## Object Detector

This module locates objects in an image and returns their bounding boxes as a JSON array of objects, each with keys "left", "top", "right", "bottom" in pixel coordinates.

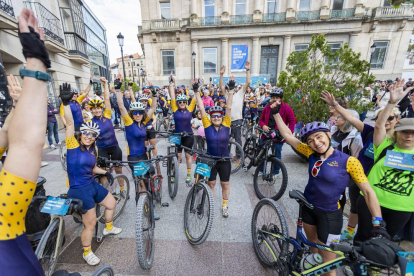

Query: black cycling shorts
[
  {"left": 177, "top": 135, "right": 194, "bottom": 153},
  {"left": 146, "top": 127, "right": 156, "bottom": 141},
  {"left": 98, "top": 145, "right": 123, "bottom": 167},
  {"left": 302, "top": 206, "right": 343, "bottom": 244},
  {"left": 162, "top": 108, "right": 168, "bottom": 117},
  {"left": 209, "top": 160, "right": 231, "bottom": 182}
]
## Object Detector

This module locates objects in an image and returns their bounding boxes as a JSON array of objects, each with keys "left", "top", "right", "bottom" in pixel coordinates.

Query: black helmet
[{"left": 270, "top": 88, "right": 284, "bottom": 98}]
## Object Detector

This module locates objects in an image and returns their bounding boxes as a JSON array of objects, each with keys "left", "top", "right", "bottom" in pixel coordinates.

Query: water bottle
[{"left": 300, "top": 253, "right": 323, "bottom": 270}]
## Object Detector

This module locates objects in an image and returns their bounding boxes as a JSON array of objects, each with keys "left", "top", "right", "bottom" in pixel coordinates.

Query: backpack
[{"left": 361, "top": 238, "right": 403, "bottom": 267}]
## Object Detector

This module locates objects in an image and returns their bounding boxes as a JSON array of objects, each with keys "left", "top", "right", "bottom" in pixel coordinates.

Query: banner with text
[
  {"left": 212, "top": 76, "right": 269, "bottom": 87},
  {"left": 231, "top": 45, "right": 248, "bottom": 71}
]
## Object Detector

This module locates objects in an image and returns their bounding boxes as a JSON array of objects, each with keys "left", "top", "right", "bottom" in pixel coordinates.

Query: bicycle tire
[
  {"left": 135, "top": 193, "right": 154, "bottom": 270},
  {"left": 153, "top": 162, "right": 162, "bottom": 203},
  {"left": 183, "top": 180, "right": 214, "bottom": 245},
  {"left": 244, "top": 126, "right": 254, "bottom": 139},
  {"left": 35, "top": 217, "right": 64, "bottom": 276},
  {"left": 59, "top": 140, "right": 67, "bottom": 171},
  {"left": 253, "top": 157, "right": 288, "bottom": 201},
  {"left": 167, "top": 156, "right": 179, "bottom": 199},
  {"left": 243, "top": 138, "right": 256, "bottom": 170},
  {"left": 98, "top": 174, "right": 130, "bottom": 224},
  {"left": 251, "top": 198, "right": 289, "bottom": 272},
  {"left": 91, "top": 265, "right": 115, "bottom": 276},
  {"left": 228, "top": 140, "right": 244, "bottom": 174}
]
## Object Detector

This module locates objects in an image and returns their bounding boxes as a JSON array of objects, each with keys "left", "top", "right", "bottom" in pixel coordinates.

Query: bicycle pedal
[
  {"left": 96, "top": 235, "right": 103, "bottom": 243},
  {"left": 243, "top": 166, "right": 248, "bottom": 172},
  {"left": 161, "top": 203, "right": 169, "bottom": 207}
]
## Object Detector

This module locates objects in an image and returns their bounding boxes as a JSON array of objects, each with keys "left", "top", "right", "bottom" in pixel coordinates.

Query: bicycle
[
  {"left": 228, "top": 124, "right": 245, "bottom": 174},
  {"left": 243, "top": 114, "right": 260, "bottom": 140},
  {"left": 251, "top": 189, "right": 398, "bottom": 275},
  {"left": 243, "top": 127, "right": 288, "bottom": 200},
  {"left": 181, "top": 145, "right": 232, "bottom": 245},
  {"left": 59, "top": 140, "right": 67, "bottom": 171},
  {"left": 51, "top": 265, "right": 114, "bottom": 276}
]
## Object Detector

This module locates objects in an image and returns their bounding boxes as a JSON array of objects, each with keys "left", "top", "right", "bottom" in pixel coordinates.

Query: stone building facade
[
  {"left": 116, "top": 53, "right": 147, "bottom": 86},
  {"left": 138, "top": 0, "right": 414, "bottom": 86}
]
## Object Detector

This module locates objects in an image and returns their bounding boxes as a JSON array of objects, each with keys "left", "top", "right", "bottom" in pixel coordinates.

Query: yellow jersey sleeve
[
  {"left": 66, "top": 135, "right": 79, "bottom": 149},
  {"left": 347, "top": 156, "right": 368, "bottom": 185},
  {"left": 77, "top": 94, "right": 85, "bottom": 104},
  {"left": 223, "top": 115, "right": 231, "bottom": 128},
  {"left": 148, "top": 98, "right": 152, "bottom": 106},
  {"left": 59, "top": 103, "right": 64, "bottom": 116},
  {"left": 143, "top": 116, "right": 151, "bottom": 125},
  {"left": 103, "top": 109, "right": 111, "bottom": 119},
  {"left": 187, "top": 98, "right": 196, "bottom": 113},
  {"left": 0, "top": 146, "right": 7, "bottom": 156},
  {"left": 171, "top": 99, "right": 178, "bottom": 112},
  {"left": 296, "top": 143, "right": 314, "bottom": 158},
  {"left": 0, "top": 169, "right": 36, "bottom": 240},
  {"left": 202, "top": 114, "right": 212, "bottom": 129},
  {"left": 123, "top": 115, "right": 134, "bottom": 127}
]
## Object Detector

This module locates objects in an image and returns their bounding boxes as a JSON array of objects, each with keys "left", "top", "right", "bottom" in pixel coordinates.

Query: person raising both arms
[{"left": 137, "top": 86, "right": 158, "bottom": 157}]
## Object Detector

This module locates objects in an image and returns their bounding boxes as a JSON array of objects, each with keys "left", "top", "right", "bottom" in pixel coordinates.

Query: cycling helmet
[
  {"left": 130, "top": 102, "right": 145, "bottom": 111},
  {"left": 80, "top": 121, "right": 100, "bottom": 136},
  {"left": 188, "top": 90, "right": 195, "bottom": 96},
  {"left": 300, "top": 121, "right": 330, "bottom": 143},
  {"left": 176, "top": 94, "right": 188, "bottom": 101},
  {"left": 210, "top": 106, "right": 224, "bottom": 114},
  {"left": 71, "top": 87, "right": 79, "bottom": 94},
  {"left": 143, "top": 89, "right": 150, "bottom": 94},
  {"left": 205, "top": 106, "right": 211, "bottom": 112},
  {"left": 138, "top": 95, "right": 149, "bottom": 102},
  {"left": 248, "top": 98, "right": 256, "bottom": 103},
  {"left": 218, "top": 98, "right": 226, "bottom": 103},
  {"left": 88, "top": 99, "right": 103, "bottom": 108},
  {"left": 270, "top": 88, "right": 284, "bottom": 98}
]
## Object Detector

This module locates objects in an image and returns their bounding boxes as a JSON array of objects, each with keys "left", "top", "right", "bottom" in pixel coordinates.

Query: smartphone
[{"left": 169, "top": 75, "right": 173, "bottom": 83}]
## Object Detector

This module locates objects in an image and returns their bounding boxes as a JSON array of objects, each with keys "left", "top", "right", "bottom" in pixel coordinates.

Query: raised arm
[
  {"left": 225, "top": 76, "right": 236, "bottom": 118},
  {"left": 101, "top": 76, "right": 110, "bottom": 110},
  {"left": 130, "top": 87, "right": 136, "bottom": 103},
  {"left": 1, "top": 75, "right": 21, "bottom": 151},
  {"left": 274, "top": 111, "right": 300, "bottom": 149},
  {"left": 209, "top": 77, "right": 213, "bottom": 95},
  {"left": 146, "top": 85, "right": 158, "bottom": 118},
  {"left": 219, "top": 65, "right": 226, "bottom": 96},
  {"left": 116, "top": 91, "right": 128, "bottom": 118},
  {"left": 193, "top": 81, "right": 206, "bottom": 118},
  {"left": 81, "top": 78, "right": 92, "bottom": 98},
  {"left": 168, "top": 73, "right": 176, "bottom": 100},
  {"left": 243, "top": 61, "right": 250, "bottom": 92},
  {"left": 60, "top": 83, "right": 75, "bottom": 138},
  {"left": 321, "top": 90, "right": 364, "bottom": 132}
]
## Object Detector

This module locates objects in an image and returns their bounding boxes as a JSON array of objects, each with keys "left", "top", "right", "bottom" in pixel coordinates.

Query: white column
[
  {"left": 252, "top": 37, "right": 261, "bottom": 75},
  {"left": 254, "top": 0, "right": 264, "bottom": 13},
  {"left": 221, "top": 38, "right": 229, "bottom": 70},
  {"left": 191, "top": 0, "right": 197, "bottom": 17},
  {"left": 222, "top": 0, "right": 229, "bottom": 15},
  {"left": 321, "top": 0, "right": 329, "bottom": 8},
  {"left": 287, "top": 0, "right": 296, "bottom": 11},
  {"left": 281, "top": 35, "right": 292, "bottom": 71},
  {"left": 192, "top": 40, "right": 199, "bottom": 78}
]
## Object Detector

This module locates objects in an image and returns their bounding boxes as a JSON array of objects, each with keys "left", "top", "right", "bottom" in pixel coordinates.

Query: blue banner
[
  {"left": 231, "top": 45, "right": 248, "bottom": 71},
  {"left": 41, "top": 197, "right": 71, "bottom": 216},
  {"left": 212, "top": 76, "right": 269, "bottom": 87},
  {"left": 133, "top": 162, "right": 150, "bottom": 176},
  {"left": 169, "top": 134, "right": 181, "bottom": 145},
  {"left": 195, "top": 163, "right": 211, "bottom": 178},
  {"left": 384, "top": 150, "right": 414, "bottom": 172}
]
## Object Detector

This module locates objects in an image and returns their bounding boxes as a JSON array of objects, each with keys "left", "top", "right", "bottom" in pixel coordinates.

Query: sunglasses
[
  {"left": 81, "top": 131, "right": 98, "bottom": 138},
  {"left": 311, "top": 160, "right": 323, "bottom": 178},
  {"left": 211, "top": 114, "right": 223, "bottom": 119},
  {"left": 133, "top": 110, "right": 145, "bottom": 116},
  {"left": 374, "top": 116, "right": 395, "bottom": 121},
  {"left": 177, "top": 101, "right": 187, "bottom": 104}
]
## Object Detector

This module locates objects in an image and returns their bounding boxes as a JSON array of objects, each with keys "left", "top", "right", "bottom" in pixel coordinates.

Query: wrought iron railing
[
  {"left": 198, "top": 16, "right": 221, "bottom": 26},
  {"left": 64, "top": 33, "right": 88, "bottom": 59},
  {"left": 330, "top": 8, "right": 355, "bottom": 19},
  {"left": 296, "top": 10, "right": 320, "bottom": 20},
  {"left": 262, "top": 13, "right": 286, "bottom": 22},
  {"left": 24, "top": 2, "right": 65, "bottom": 45},
  {"left": 0, "top": 0, "right": 15, "bottom": 18},
  {"left": 229, "top": 14, "right": 253, "bottom": 24}
]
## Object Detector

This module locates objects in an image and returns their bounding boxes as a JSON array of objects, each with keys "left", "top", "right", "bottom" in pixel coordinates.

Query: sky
[{"left": 84, "top": 0, "right": 143, "bottom": 65}]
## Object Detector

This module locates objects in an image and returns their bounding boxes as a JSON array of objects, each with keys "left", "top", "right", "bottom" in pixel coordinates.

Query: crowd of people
[{"left": 1, "top": 8, "right": 414, "bottom": 276}]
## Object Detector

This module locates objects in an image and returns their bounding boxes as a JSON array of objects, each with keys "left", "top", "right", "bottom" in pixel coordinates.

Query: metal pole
[
  {"left": 120, "top": 46, "right": 127, "bottom": 89},
  {"left": 137, "top": 66, "right": 140, "bottom": 86},
  {"left": 193, "top": 59, "right": 195, "bottom": 80}
]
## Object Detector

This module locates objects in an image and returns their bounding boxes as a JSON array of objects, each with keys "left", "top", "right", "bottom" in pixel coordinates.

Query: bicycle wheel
[
  {"left": 167, "top": 156, "right": 179, "bottom": 199},
  {"left": 253, "top": 157, "right": 288, "bottom": 201},
  {"left": 59, "top": 140, "right": 67, "bottom": 171},
  {"left": 183, "top": 180, "right": 214, "bottom": 245},
  {"left": 98, "top": 174, "right": 130, "bottom": 224},
  {"left": 35, "top": 217, "right": 64, "bottom": 276},
  {"left": 228, "top": 140, "right": 244, "bottom": 174},
  {"left": 153, "top": 163, "right": 162, "bottom": 203},
  {"left": 135, "top": 193, "right": 154, "bottom": 270},
  {"left": 244, "top": 126, "right": 253, "bottom": 139},
  {"left": 243, "top": 138, "right": 256, "bottom": 170},
  {"left": 251, "top": 198, "right": 289, "bottom": 273},
  {"left": 91, "top": 265, "right": 115, "bottom": 276}
]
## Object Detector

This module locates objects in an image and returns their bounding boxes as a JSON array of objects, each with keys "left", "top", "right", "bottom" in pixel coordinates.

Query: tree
[
  {"left": 277, "top": 35, "right": 375, "bottom": 124},
  {"left": 120, "top": 78, "right": 140, "bottom": 93}
]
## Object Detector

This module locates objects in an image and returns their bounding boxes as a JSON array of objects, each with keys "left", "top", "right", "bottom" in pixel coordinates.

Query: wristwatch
[{"left": 19, "top": 66, "right": 50, "bottom": 82}]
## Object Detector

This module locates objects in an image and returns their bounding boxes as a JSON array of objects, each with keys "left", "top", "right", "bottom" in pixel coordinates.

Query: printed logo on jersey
[
  {"left": 374, "top": 169, "right": 413, "bottom": 196},
  {"left": 327, "top": 161, "right": 339, "bottom": 167}
]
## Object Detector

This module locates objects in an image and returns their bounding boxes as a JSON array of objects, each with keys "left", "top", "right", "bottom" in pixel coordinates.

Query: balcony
[
  {"left": 330, "top": 8, "right": 355, "bottom": 19},
  {"left": 24, "top": 2, "right": 66, "bottom": 53},
  {"left": 229, "top": 14, "right": 253, "bottom": 24},
  {"left": 64, "top": 33, "right": 89, "bottom": 64},
  {"left": 372, "top": 5, "right": 413, "bottom": 19},
  {"left": 0, "top": 0, "right": 17, "bottom": 30},
  {"left": 296, "top": 10, "right": 320, "bottom": 21},
  {"left": 199, "top": 16, "right": 221, "bottom": 26},
  {"left": 262, "top": 13, "right": 286, "bottom": 22}
]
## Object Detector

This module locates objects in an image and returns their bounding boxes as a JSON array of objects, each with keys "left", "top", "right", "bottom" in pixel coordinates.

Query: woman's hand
[
  {"left": 100, "top": 77, "right": 107, "bottom": 83},
  {"left": 192, "top": 78, "right": 200, "bottom": 92},
  {"left": 320, "top": 90, "right": 336, "bottom": 106},
  {"left": 244, "top": 61, "right": 250, "bottom": 70},
  {"left": 7, "top": 74, "right": 22, "bottom": 102},
  {"left": 220, "top": 65, "right": 226, "bottom": 75},
  {"left": 389, "top": 78, "right": 411, "bottom": 103}
]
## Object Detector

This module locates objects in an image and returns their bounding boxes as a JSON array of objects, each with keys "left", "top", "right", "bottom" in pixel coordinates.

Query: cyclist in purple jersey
[
  {"left": 138, "top": 90, "right": 158, "bottom": 157},
  {"left": 194, "top": 76, "right": 235, "bottom": 218}
]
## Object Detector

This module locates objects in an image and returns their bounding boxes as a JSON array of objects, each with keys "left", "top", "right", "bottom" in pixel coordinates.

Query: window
[
  {"left": 204, "top": 0, "right": 215, "bottom": 17},
  {"left": 134, "top": 70, "right": 137, "bottom": 76},
  {"left": 47, "top": 73, "right": 58, "bottom": 106},
  {"left": 267, "top": 0, "right": 278, "bottom": 13},
  {"left": 129, "top": 70, "right": 131, "bottom": 77},
  {"left": 133, "top": 62, "right": 135, "bottom": 66},
  {"left": 294, "top": 44, "right": 309, "bottom": 52},
  {"left": 325, "top": 43, "right": 341, "bottom": 65},
  {"left": 128, "top": 62, "right": 130, "bottom": 66},
  {"left": 235, "top": 0, "right": 246, "bottom": 15},
  {"left": 141, "top": 61, "right": 143, "bottom": 65},
  {"left": 332, "top": 0, "right": 344, "bottom": 10},
  {"left": 383, "top": 0, "right": 391, "bottom": 6},
  {"left": 114, "top": 74, "right": 116, "bottom": 80},
  {"left": 203, "top": 48, "right": 217, "bottom": 74},
  {"left": 371, "top": 41, "right": 389, "bottom": 69},
  {"left": 75, "top": 77, "right": 81, "bottom": 92},
  {"left": 299, "top": 0, "right": 311, "bottom": 11},
  {"left": 161, "top": 50, "right": 175, "bottom": 75},
  {"left": 160, "top": 1, "right": 171, "bottom": 19}
]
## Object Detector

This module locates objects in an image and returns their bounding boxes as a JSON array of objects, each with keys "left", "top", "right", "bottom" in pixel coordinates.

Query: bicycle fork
[{"left": 190, "top": 182, "right": 207, "bottom": 216}]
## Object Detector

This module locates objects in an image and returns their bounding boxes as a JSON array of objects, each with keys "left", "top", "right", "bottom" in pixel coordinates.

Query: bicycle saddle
[
  {"left": 51, "top": 270, "right": 81, "bottom": 276},
  {"left": 37, "top": 176, "right": 46, "bottom": 186},
  {"left": 289, "top": 190, "right": 314, "bottom": 209}
]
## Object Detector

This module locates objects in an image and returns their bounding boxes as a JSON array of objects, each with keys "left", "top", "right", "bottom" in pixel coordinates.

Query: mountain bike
[
  {"left": 155, "top": 108, "right": 169, "bottom": 132},
  {"left": 243, "top": 114, "right": 259, "bottom": 139},
  {"left": 251, "top": 189, "right": 398, "bottom": 275},
  {"left": 243, "top": 127, "right": 288, "bottom": 200},
  {"left": 228, "top": 124, "right": 245, "bottom": 174},
  {"left": 181, "top": 145, "right": 232, "bottom": 245}
]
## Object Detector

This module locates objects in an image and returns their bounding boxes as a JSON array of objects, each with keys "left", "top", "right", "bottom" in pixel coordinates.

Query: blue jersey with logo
[
  {"left": 124, "top": 115, "right": 150, "bottom": 156},
  {"left": 202, "top": 114, "right": 231, "bottom": 158},
  {"left": 91, "top": 109, "right": 118, "bottom": 149},
  {"left": 358, "top": 124, "right": 375, "bottom": 175},
  {"left": 60, "top": 94, "right": 85, "bottom": 126},
  {"left": 171, "top": 99, "right": 196, "bottom": 134},
  {"left": 66, "top": 136, "right": 96, "bottom": 188}
]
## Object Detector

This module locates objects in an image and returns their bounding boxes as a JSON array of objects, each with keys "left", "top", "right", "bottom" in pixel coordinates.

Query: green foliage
[
  {"left": 389, "top": 0, "right": 414, "bottom": 8},
  {"left": 120, "top": 78, "right": 140, "bottom": 92},
  {"left": 277, "top": 35, "right": 375, "bottom": 124}
]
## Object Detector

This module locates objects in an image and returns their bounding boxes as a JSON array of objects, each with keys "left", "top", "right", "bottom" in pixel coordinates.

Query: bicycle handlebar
[
  {"left": 330, "top": 243, "right": 353, "bottom": 252},
  {"left": 180, "top": 145, "right": 233, "bottom": 161}
]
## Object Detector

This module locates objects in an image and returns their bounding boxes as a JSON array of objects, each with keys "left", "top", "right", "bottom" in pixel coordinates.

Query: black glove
[
  {"left": 18, "top": 27, "right": 51, "bottom": 68},
  {"left": 227, "top": 80, "right": 236, "bottom": 90},
  {"left": 192, "top": 82, "right": 199, "bottom": 92},
  {"left": 371, "top": 226, "right": 391, "bottom": 239},
  {"left": 59, "top": 83, "right": 74, "bottom": 106},
  {"left": 271, "top": 104, "right": 281, "bottom": 114},
  {"left": 89, "top": 79, "right": 93, "bottom": 85},
  {"left": 150, "top": 86, "right": 157, "bottom": 97},
  {"left": 105, "top": 171, "right": 114, "bottom": 184},
  {"left": 210, "top": 77, "right": 212, "bottom": 81}
]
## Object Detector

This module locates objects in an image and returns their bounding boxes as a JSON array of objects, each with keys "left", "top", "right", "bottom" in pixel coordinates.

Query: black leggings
[{"left": 354, "top": 196, "right": 412, "bottom": 244}]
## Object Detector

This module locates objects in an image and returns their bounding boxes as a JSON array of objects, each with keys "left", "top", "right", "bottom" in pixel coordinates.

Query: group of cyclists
[{"left": 1, "top": 8, "right": 414, "bottom": 276}]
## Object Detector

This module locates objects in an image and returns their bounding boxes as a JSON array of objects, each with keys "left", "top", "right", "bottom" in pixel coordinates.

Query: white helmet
[
  {"left": 130, "top": 102, "right": 145, "bottom": 111},
  {"left": 176, "top": 94, "right": 188, "bottom": 101},
  {"left": 71, "top": 87, "right": 79, "bottom": 94},
  {"left": 138, "top": 95, "right": 149, "bottom": 102},
  {"left": 80, "top": 122, "right": 100, "bottom": 136}
]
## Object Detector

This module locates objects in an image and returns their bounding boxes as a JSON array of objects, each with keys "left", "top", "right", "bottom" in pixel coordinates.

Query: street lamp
[
  {"left": 129, "top": 55, "right": 135, "bottom": 84},
  {"left": 137, "top": 64, "right": 140, "bottom": 86},
  {"left": 117, "top": 32, "right": 127, "bottom": 89},
  {"left": 192, "top": 51, "right": 196, "bottom": 80},
  {"left": 368, "top": 43, "right": 377, "bottom": 76}
]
